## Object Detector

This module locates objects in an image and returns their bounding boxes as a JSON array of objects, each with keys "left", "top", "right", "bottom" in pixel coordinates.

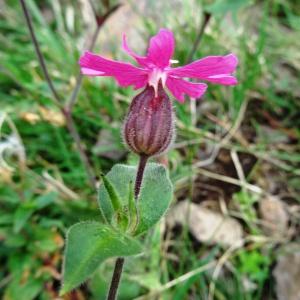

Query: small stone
[
  {"left": 273, "top": 247, "right": 300, "bottom": 300},
  {"left": 259, "top": 197, "right": 288, "bottom": 238}
]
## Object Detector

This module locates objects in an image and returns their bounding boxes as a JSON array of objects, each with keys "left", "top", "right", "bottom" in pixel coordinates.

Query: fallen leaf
[
  {"left": 39, "top": 107, "right": 65, "bottom": 127},
  {"left": 166, "top": 201, "right": 243, "bottom": 247},
  {"left": 0, "top": 166, "right": 13, "bottom": 183},
  {"left": 20, "top": 112, "right": 41, "bottom": 124}
]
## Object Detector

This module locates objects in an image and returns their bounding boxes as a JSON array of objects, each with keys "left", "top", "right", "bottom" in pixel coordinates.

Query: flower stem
[
  {"left": 134, "top": 155, "right": 149, "bottom": 199},
  {"left": 106, "top": 155, "right": 148, "bottom": 300},
  {"left": 106, "top": 257, "right": 125, "bottom": 300}
]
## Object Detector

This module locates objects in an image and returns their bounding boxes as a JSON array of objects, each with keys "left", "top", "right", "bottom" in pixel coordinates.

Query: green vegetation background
[{"left": 0, "top": 0, "right": 299, "bottom": 299}]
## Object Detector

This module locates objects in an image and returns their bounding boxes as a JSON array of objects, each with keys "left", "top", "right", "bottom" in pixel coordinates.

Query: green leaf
[
  {"left": 98, "top": 163, "right": 173, "bottom": 235},
  {"left": 127, "top": 180, "right": 138, "bottom": 231},
  {"left": 13, "top": 203, "right": 36, "bottom": 233},
  {"left": 4, "top": 276, "right": 43, "bottom": 300},
  {"left": 205, "top": 0, "right": 253, "bottom": 16},
  {"left": 0, "top": 213, "right": 13, "bottom": 225},
  {"left": 100, "top": 173, "right": 122, "bottom": 212},
  {"left": 35, "top": 191, "right": 57, "bottom": 209},
  {"left": 60, "top": 222, "right": 142, "bottom": 295}
]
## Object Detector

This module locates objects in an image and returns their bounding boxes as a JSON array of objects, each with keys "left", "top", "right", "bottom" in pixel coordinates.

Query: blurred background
[{"left": 0, "top": 0, "right": 300, "bottom": 299}]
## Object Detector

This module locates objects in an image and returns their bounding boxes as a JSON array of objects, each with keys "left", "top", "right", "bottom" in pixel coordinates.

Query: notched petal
[{"left": 147, "top": 29, "right": 175, "bottom": 68}]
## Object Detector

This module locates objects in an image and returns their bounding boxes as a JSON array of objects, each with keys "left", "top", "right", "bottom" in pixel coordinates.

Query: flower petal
[
  {"left": 166, "top": 77, "right": 207, "bottom": 103},
  {"left": 171, "top": 54, "right": 238, "bottom": 85},
  {"left": 147, "top": 29, "right": 175, "bottom": 68},
  {"left": 81, "top": 68, "right": 104, "bottom": 76},
  {"left": 122, "top": 34, "right": 150, "bottom": 67},
  {"left": 203, "top": 74, "right": 237, "bottom": 85},
  {"left": 79, "top": 51, "right": 148, "bottom": 89}
]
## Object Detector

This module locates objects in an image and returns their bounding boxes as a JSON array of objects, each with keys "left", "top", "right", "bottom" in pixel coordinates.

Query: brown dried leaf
[
  {"left": 0, "top": 166, "right": 13, "bottom": 183},
  {"left": 19, "top": 112, "right": 41, "bottom": 124},
  {"left": 167, "top": 201, "right": 243, "bottom": 246},
  {"left": 39, "top": 107, "right": 65, "bottom": 127}
]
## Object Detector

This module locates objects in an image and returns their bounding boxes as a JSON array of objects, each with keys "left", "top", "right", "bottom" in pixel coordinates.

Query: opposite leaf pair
[{"left": 60, "top": 163, "right": 173, "bottom": 295}]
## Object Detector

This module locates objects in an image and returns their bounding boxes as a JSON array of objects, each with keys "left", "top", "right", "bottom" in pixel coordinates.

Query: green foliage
[
  {"left": 237, "top": 249, "right": 271, "bottom": 282},
  {"left": 98, "top": 163, "right": 173, "bottom": 235},
  {"left": 60, "top": 162, "right": 173, "bottom": 295},
  {"left": 1, "top": 0, "right": 299, "bottom": 299},
  {"left": 4, "top": 275, "right": 43, "bottom": 300},
  {"left": 61, "top": 222, "right": 143, "bottom": 295},
  {"left": 205, "top": 0, "right": 253, "bottom": 17},
  {"left": 233, "top": 190, "right": 259, "bottom": 233},
  {"left": 89, "top": 271, "right": 142, "bottom": 300}
]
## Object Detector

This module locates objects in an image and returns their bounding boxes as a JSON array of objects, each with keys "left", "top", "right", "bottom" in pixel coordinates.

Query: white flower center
[{"left": 148, "top": 68, "right": 167, "bottom": 96}]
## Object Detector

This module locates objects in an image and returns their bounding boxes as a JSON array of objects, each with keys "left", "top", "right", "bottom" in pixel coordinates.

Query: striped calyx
[{"left": 123, "top": 82, "right": 174, "bottom": 157}]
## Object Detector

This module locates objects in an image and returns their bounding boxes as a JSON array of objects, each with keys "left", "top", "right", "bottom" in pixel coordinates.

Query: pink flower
[{"left": 79, "top": 29, "right": 238, "bottom": 102}]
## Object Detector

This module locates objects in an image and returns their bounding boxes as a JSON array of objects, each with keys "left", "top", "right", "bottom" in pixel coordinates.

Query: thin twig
[
  {"left": 65, "top": 26, "right": 100, "bottom": 112},
  {"left": 230, "top": 150, "right": 246, "bottom": 184},
  {"left": 194, "top": 167, "right": 264, "bottom": 195},
  {"left": 66, "top": 3, "right": 122, "bottom": 111},
  {"left": 87, "top": 0, "right": 98, "bottom": 18},
  {"left": 208, "top": 240, "right": 244, "bottom": 300},
  {"left": 65, "top": 0, "right": 101, "bottom": 111},
  {"left": 19, "top": 0, "right": 62, "bottom": 107},
  {"left": 193, "top": 99, "right": 248, "bottom": 168},
  {"left": 19, "top": 0, "right": 96, "bottom": 187},
  {"left": 95, "top": 4, "right": 122, "bottom": 27},
  {"left": 62, "top": 109, "right": 97, "bottom": 187},
  {"left": 20, "top": 0, "right": 121, "bottom": 189},
  {"left": 186, "top": 12, "right": 211, "bottom": 63},
  {"left": 42, "top": 171, "right": 80, "bottom": 200}
]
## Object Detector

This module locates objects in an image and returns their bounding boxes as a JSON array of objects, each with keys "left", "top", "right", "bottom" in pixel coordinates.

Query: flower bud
[{"left": 123, "top": 82, "right": 175, "bottom": 157}]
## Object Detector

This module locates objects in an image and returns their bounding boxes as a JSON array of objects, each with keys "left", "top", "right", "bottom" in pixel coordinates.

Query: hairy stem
[
  {"left": 107, "top": 155, "right": 148, "bottom": 300},
  {"left": 134, "top": 155, "right": 149, "bottom": 199},
  {"left": 106, "top": 257, "right": 125, "bottom": 300}
]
